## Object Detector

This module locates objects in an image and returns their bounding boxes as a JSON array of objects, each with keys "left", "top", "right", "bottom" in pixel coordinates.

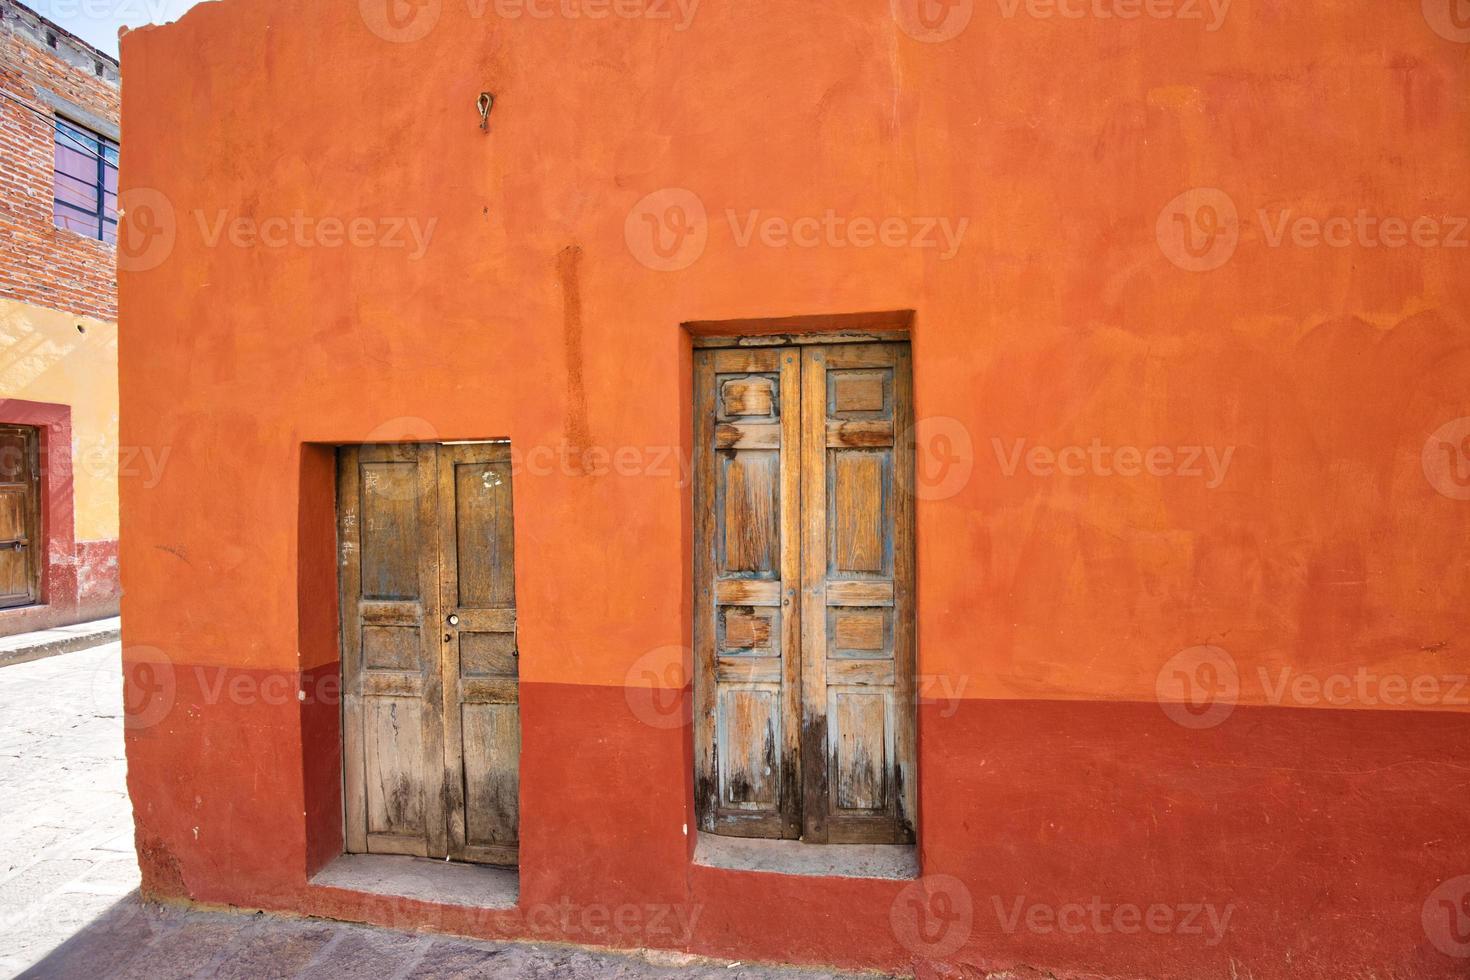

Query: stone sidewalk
[
  {"left": 0, "top": 641, "right": 139, "bottom": 976},
  {"left": 0, "top": 642, "right": 891, "bottom": 979},
  {"left": 21, "top": 898, "right": 887, "bottom": 979}
]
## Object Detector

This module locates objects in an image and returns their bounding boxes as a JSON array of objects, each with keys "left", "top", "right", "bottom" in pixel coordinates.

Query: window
[{"left": 53, "top": 119, "right": 118, "bottom": 243}]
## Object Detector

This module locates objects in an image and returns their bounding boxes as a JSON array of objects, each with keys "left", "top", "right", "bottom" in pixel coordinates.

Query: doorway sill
[
  {"left": 693, "top": 834, "right": 918, "bottom": 881},
  {"left": 310, "top": 853, "right": 518, "bottom": 909}
]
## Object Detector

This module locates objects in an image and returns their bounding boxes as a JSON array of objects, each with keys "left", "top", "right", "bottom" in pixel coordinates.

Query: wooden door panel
[
  {"left": 0, "top": 488, "right": 28, "bottom": 602},
  {"left": 801, "top": 343, "right": 915, "bottom": 844},
  {"left": 450, "top": 459, "right": 515, "bottom": 607},
  {"left": 364, "top": 698, "right": 429, "bottom": 838},
  {"left": 461, "top": 701, "right": 520, "bottom": 853},
  {"left": 830, "top": 451, "right": 889, "bottom": 574},
  {"left": 695, "top": 348, "right": 803, "bottom": 839},
  {"left": 358, "top": 461, "right": 424, "bottom": 598},
  {"left": 339, "top": 444, "right": 446, "bottom": 858},
  {"left": 361, "top": 625, "right": 421, "bottom": 671},
  {"left": 0, "top": 487, "right": 24, "bottom": 538},
  {"left": 439, "top": 443, "right": 520, "bottom": 866},
  {"left": 720, "top": 453, "right": 780, "bottom": 573},
  {"left": 718, "top": 686, "right": 781, "bottom": 808},
  {"left": 830, "top": 689, "right": 891, "bottom": 811}
]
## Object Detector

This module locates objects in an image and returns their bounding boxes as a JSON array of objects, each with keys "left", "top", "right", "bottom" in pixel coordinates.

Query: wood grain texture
[
  {"left": 806, "top": 343, "right": 915, "bottom": 845},
  {"left": 721, "top": 377, "right": 776, "bottom": 417},
  {"left": 338, "top": 444, "right": 446, "bottom": 858},
  {"left": 799, "top": 346, "right": 830, "bottom": 843},
  {"left": 438, "top": 442, "right": 521, "bottom": 866},
  {"left": 694, "top": 348, "right": 802, "bottom": 840}
]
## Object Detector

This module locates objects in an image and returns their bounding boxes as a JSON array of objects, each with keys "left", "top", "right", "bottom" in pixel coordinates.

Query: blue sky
[{"left": 29, "top": 0, "right": 209, "bottom": 57}]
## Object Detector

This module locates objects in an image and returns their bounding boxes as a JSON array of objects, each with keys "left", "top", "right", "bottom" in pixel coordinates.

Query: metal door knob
[{"left": 447, "top": 614, "right": 459, "bottom": 626}]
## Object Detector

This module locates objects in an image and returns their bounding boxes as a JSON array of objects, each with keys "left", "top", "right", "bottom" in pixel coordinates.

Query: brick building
[{"left": 0, "top": 0, "right": 121, "bottom": 634}]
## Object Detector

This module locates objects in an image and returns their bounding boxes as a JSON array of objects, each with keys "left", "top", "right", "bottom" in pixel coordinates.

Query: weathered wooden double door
[
  {"left": 338, "top": 443, "right": 520, "bottom": 866},
  {"left": 694, "top": 342, "right": 916, "bottom": 844}
]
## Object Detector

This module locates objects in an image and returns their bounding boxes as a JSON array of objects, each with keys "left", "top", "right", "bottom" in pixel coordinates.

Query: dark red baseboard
[{"left": 121, "top": 667, "right": 1470, "bottom": 979}]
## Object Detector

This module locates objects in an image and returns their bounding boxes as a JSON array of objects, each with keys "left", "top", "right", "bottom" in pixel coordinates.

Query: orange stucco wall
[{"left": 118, "top": 1, "right": 1470, "bottom": 977}]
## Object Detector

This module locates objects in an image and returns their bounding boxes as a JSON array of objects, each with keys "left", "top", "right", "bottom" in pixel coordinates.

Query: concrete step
[{"left": 0, "top": 616, "right": 121, "bottom": 668}]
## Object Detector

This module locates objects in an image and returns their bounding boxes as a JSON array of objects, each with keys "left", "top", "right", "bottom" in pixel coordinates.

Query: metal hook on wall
[{"left": 477, "top": 92, "right": 494, "bottom": 133}]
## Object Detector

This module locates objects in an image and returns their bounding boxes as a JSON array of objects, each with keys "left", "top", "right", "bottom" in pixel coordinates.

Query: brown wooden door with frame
[
  {"left": 338, "top": 442, "right": 521, "bottom": 866},
  {"left": 0, "top": 426, "right": 40, "bottom": 609},
  {"left": 694, "top": 341, "right": 916, "bottom": 845}
]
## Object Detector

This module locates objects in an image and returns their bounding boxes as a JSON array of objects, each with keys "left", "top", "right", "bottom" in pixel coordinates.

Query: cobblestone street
[{"left": 0, "top": 645, "right": 891, "bottom": 979}]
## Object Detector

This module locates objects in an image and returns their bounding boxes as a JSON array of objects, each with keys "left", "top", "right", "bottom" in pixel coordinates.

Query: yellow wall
[{"left": 0, "top": 296, "right": 118, "bottom": 541}]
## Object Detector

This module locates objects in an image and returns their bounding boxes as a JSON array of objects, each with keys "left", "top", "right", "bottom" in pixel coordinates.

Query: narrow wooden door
[
  {"left": 693, "top": 349, "right": 803, "bottom": 838},
  {"left": 800, "top": 343, "right": 916, "bottom": 844},
  {"left": 338, "top": 444, "right": 448, "bottom": 858},
  {"left": 693, "top": 341, "right": 916, "bottom": 845},
  {"left": 438, "top": 443, "right": 520, "bottom": 866},
  {"left": 338, "top": 442, "right": 521, "bottom": 865},
  {"left": 0, "top": 426, "right": 40, "bottom": 609}
]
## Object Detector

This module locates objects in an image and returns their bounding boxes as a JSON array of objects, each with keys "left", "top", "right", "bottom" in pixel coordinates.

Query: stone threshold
[
  {"left": 693, "top": 834, "right": 919, "bottom": 880},
  {"left": 310, "top": 853, "right": 519, "bottom": 909}
]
